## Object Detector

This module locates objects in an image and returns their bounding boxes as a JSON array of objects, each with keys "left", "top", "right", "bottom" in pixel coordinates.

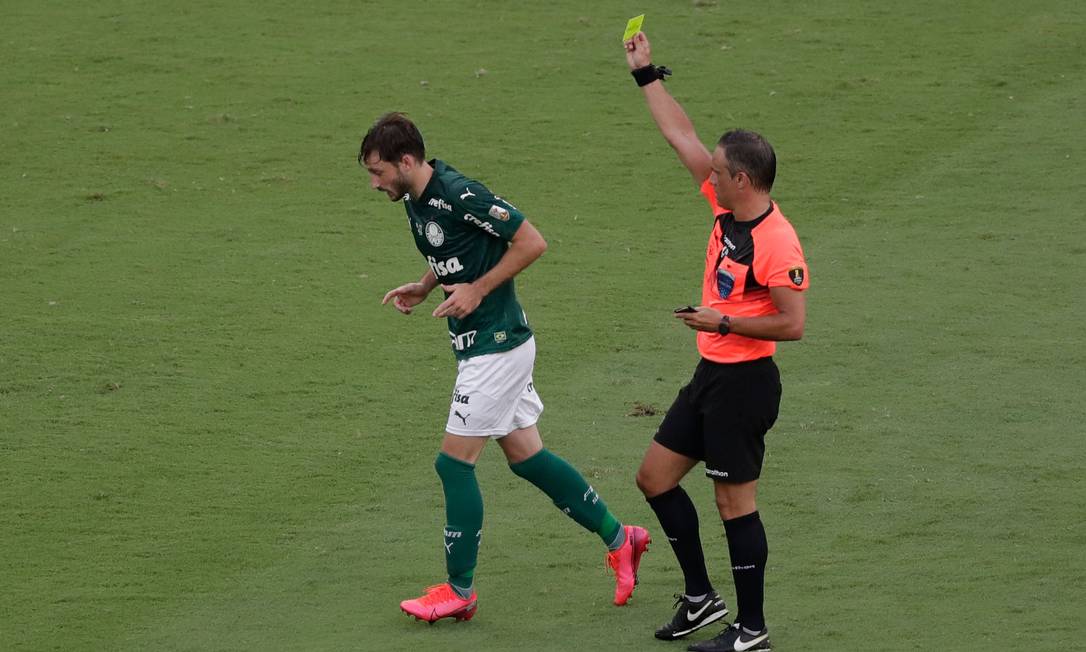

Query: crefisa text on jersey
[
  {"left": 462, "top": 213, "right": 500, "bottom": 237},
  {"left": 428, "top": 197, "right": 453, "bottom": 212},
  {"left": 427, "top": 255, "right": 464, "bottom": 277}
]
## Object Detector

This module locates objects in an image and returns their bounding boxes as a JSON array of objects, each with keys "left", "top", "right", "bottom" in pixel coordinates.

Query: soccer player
[
  {"left": 359, "top": 113, "right": 650, "bottom": 624},
  {"left": 622, "top": 32, "right": 810, "bottom": 652}
]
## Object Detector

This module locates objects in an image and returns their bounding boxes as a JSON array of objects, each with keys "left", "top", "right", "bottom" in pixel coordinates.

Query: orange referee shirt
[{"left": 697, "top": 179, "right": 809, "bottom": 363}]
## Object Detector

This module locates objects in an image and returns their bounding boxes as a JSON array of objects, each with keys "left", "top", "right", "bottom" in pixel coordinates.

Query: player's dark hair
[
  {"left": 359, "top": 112, "right": 425, "bottom": 166},
  {"left": 718, "top": 130, "right": 776, "bottom": 192}
]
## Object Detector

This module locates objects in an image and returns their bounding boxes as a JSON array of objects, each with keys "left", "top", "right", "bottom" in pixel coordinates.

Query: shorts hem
[
  {"left": 445, "top": 425, "right": 510, "bottom": 438},
  {"left": 704, "top": 468, "right": 760, "bottom": 483},
  {"left": 652, "top": 432, "right": 702, "bottom": 461},
  {"left": 445, "top": 417, "right": 540, "bottom": 438},
  {"left": 509, "top": 417, "right": 540, "bottom": 433}
]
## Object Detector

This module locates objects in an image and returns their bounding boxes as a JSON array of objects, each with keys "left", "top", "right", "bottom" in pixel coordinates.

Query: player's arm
[
  {"left": 433, "top": 221, "right": 547, "bottom": 319},
  {"left": 624, "top": 31, "right": 712, "bottom": 186},
  {"left": 675, "top": 287, "right": 806, "bottom": 341},
  {"left": 382, "top": 268, "right": 440, "bottom": 315}
]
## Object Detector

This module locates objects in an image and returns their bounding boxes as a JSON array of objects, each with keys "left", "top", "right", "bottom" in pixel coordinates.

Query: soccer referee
[{"left": 623, "top": 32, "right": 810, "bottom": 652}]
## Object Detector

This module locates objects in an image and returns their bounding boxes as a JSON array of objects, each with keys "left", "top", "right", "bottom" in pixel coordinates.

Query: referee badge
[
  {"left": 788, "top": 267, "right": 805, "bottom": 286},
  {"left": 716, "top": 267, "right": 735, "bottom": 299}
]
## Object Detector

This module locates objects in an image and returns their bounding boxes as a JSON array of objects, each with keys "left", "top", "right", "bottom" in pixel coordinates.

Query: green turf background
[{"left": 2, "top": 1, "right": 1084, "bottom": 649}]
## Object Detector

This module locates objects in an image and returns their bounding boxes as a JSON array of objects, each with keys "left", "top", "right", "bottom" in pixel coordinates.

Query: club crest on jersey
[
  {"left": 488, "top": 205, "right": 510, "bottom": 222},
  {"left": 788, "top": 267, "right": 805, "bottom": 286},
  {"left": 425, "top": 221, "right": 445, "bottom": 246}
]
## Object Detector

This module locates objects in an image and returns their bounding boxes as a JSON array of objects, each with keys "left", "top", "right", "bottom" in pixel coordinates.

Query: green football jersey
[{"left": 404, "top": 159, "right": 533, "bottom": 360}]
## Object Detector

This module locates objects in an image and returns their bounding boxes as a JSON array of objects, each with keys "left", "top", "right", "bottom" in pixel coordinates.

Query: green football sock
[
  {"left": 435, "top": 452, "right": 483, "bottom": 596},
  {"left": 509, "top": 448, "right": 623, "bottom": 548}
]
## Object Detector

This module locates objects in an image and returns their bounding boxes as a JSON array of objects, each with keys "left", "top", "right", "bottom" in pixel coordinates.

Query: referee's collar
[{"left": 719, "top": 201, "right": 776, "bottom": 228}]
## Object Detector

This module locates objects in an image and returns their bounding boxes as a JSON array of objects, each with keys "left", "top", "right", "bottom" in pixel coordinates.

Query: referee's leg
[
  {"left": 636, "top": 442, "right": 714, "bottom": 600},
  {"left": 714, "top": 479, "right": 769, "bottom": 633}
]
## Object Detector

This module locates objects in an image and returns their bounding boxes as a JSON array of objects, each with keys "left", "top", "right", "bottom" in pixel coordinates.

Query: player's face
[{"left": 363, "top": 153, "right": 412, "bottom": 201}]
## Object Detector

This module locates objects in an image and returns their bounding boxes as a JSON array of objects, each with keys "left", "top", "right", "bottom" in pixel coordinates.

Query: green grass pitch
[{"left": 2, "top": 1, "right": 1085, "bottom": 649}]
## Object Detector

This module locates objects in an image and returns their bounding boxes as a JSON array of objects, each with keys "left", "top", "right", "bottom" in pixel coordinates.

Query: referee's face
[
  {"left": 363, "top": 152, "right": 412, "bottom": 201},
  {"left": 710, "top": 146, "right": 737, "bottom": 210}
]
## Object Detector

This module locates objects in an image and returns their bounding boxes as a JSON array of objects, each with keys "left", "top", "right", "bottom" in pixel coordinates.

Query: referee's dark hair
[
  {"left": 718, "top": 130, "right": 776, "bottom": 193},
  {"left": 359, "top": 112, "right": 426, "bottom": 165}
]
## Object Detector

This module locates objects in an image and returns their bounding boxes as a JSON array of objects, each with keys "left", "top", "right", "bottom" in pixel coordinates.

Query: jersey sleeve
[
  {"left": 449, "top": 180, "right": 525, "bottom": 242},
  {"left": 753, "top": 222, "right": 810, "bottom": 290}
]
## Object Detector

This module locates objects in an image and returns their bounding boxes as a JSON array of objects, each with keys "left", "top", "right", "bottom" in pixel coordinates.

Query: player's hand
[
  {"left": 432, "top": 283, "right": 484, "bottom": 319},
  {"left": 382, "top": 282, "right": 430, "bottom": 315},
  {"left": 675, "top": 306, "right": 723, "bottom": 332},
  {"left": 624, "top": 31, "right": 652, "bottom": 70}
]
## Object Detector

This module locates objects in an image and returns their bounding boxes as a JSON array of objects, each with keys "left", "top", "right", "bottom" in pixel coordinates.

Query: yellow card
[{"left": 622, "top": 14, "right": 644, "bottom": 41}]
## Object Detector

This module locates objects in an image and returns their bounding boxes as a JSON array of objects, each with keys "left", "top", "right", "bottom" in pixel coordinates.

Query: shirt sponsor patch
[
  {"left": 427, "top": 255, "right": 463, "bottom": 277},
  {"left": 788, "top": 267, "right": 805, "bottom": 286},
  {"left": 494, "top": 331, "right": 507, "bottom": 343},
  {"left": 488, "top": 205, "right": 510, "bottom": 222},
  {"left": 464, "top": 213, "right": 500, "bottom": 237},
  {"left": 427, "top": 197, "right": 453, "bottom": 212}
]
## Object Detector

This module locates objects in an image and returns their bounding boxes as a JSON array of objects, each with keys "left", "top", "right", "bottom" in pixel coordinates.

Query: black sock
[
  {"left": 723, "top": 510, "right": 768, "bottom": 631},
  {"left": 646, "top": 485, "right": 713, "bottom": 596}
]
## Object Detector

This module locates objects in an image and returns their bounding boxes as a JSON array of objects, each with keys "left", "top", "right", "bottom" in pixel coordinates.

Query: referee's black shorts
[{"left": 654, "top": 356, "right": 781, "bottom": 483}]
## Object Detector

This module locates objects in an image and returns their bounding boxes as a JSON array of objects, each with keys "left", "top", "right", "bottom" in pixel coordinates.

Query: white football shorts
[{"left": 445, "top": 337, "right": 544, "bottom": 437}]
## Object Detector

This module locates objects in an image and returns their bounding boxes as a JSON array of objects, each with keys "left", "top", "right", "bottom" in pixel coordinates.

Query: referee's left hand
[
  {"left": 624, "top": 31, "right": 652, "bottom": 70},
  {"left": 675, "top": 306, "right": 723, "bottom": 332},
  {"left": 433, "top": 283, "right": 483, "bottom": 319}
]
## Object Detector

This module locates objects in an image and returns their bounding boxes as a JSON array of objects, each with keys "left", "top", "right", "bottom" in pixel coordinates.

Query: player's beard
[{"left": 380, "top": 171, "right": 412, "bottom": 201}]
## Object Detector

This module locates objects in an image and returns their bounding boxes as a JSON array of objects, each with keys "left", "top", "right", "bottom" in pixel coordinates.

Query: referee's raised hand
[{"left": 624, "top": 31, "right": 652, "bottom": 70}]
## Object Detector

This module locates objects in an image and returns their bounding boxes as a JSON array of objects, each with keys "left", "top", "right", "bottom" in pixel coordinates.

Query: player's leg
[
  {"left": 688, "top": 358, "right": 779, "bottom": 652},
  {"left": 399, "top": 434, "right": 487, "bottom": 623},
  {"left": 638, "top": 370, "right": 728, "bottom": 639},
  {"left": 400, "top": 355, "right": 499, "bottom": 624},
  {"left": 500, "top": 425, "right": 624, "bottom": 548},
  {"left": 437, "top": 434, "right": 489, "bottom": 598},
  {"left": 501, "top": 425, "right": 652, "bottom": 606},
  {"left": 495, "top": 340, "right": 650, "bottom": 605},
  {"left": 495, "top": 339, "right": 624, "bottom": 548}
]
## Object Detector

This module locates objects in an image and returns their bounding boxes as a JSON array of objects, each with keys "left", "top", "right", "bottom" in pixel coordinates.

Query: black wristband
[
  {"left": 717, "top": 315, "right": 731, "bottom": 336},
  {"left": 631, "top": 64, "right": 672, "bottom": 87}
]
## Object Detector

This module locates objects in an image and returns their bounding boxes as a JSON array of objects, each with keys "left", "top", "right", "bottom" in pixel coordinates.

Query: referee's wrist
[
  {"left": 631, "top": 63, "right": 671, "bottom": 87},
  {"left": 717, "top": 314, "right": 731, "bottom": 336}
]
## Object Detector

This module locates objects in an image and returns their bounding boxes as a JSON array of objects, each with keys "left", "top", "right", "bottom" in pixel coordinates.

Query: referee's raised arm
[{"left": 624, "top": 31, "right": 712, "bottom": 186}]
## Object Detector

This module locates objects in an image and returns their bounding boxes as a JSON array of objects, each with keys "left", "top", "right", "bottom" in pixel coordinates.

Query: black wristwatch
[{"left": 717, "top": 315, "right": 731, "bottom": 336}]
